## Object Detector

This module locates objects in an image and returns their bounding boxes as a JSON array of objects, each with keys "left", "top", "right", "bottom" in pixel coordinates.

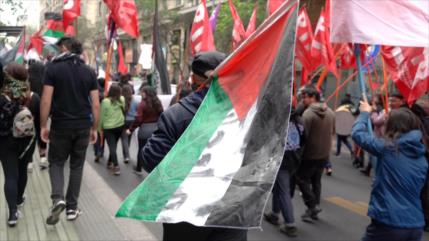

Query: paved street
[
  {"left": 86, "top": 136, "right": 429, "bottom": 241},
  {"left": 1, "top": 135, "right": 428, "bottom": 240}
]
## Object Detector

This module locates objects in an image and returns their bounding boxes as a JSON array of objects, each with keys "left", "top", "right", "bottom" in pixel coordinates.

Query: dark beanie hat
[{"left": 192, "top": 51, "right": 226, "bottom": 78}]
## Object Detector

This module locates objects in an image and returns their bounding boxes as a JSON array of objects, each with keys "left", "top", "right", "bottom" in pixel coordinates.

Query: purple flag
[{"left": 209, "top": 0, "right": 221, "bottom": 34}]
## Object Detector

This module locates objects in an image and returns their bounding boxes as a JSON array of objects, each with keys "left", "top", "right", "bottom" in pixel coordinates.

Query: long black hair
[
  {"left": 122, "top": 85, "right": 133, "bottom": 113},
  {"left": 28, "top": 61, "right": 45, "bottom": 96}
]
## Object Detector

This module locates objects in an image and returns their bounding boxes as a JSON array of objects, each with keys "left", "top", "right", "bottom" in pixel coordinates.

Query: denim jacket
[{"left": 352, "top": 112, "right": 428, "bottom": 228}]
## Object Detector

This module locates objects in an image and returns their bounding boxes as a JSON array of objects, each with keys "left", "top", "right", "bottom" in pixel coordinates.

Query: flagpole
[
  {"left": 354, "top": 44, "right": 373, "bottom": 134},
  {"left": 104, "top": 42, "right": 113, "bottom": 96}
]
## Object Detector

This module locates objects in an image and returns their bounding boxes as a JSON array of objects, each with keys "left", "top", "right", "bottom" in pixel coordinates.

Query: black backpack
[{"left": 0, "top": 95, "right": 20, "bottom": 137}]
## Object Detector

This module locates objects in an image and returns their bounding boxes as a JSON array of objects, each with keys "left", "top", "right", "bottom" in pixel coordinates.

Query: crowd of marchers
[{"left": 0, "top": 37, "right": 428, "bottom": 241}]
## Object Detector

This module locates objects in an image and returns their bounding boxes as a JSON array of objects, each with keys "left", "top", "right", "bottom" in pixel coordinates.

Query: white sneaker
[
  {"left": 39, "top": 157, "right": 49, "bottom": 169},
  {"left": 66, "top": 209, "right": 82, "bottom": 221},
  {"left": 46, "top": 200, "right": 66, "bottom": 225},
  {"left": 27, "top": 163, "right": 33, "bottom": 173}
]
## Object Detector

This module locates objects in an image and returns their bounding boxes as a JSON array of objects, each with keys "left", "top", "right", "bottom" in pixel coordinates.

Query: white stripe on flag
[
  {"left": 156, "top": 102, "right": 258, "bottom": 225},
  {"left": 43, "top": 36, "right": 59, "bottom": 45}
]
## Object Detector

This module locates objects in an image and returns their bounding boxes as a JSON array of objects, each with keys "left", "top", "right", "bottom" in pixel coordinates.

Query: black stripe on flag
[{"left": 205, "top": 4, "right": 298, "bottom": 228}]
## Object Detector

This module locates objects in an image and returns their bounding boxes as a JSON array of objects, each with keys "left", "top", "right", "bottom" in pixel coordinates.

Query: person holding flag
[
  {"left": 139, "top": 51, "right": 247, "bottom": 241},
  {"left": 352, "top": 101, "right": 428, "bottom": 241}
]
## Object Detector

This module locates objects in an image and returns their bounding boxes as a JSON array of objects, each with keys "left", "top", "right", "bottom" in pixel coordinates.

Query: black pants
[
  {"left": 163, "top": 222, "right": 247, "bottom": 241},
  {"left": 104, "top": 126, "right": 123, "bottom": 167},
  {"left": 296, "top": 159, "right": 327, "bottom": 209},
  {"left": 0, "top": 135, "right": 34, "bottom": 214},
  {"left": 48, "top": 128, "right": 90, "bottom": 210}
]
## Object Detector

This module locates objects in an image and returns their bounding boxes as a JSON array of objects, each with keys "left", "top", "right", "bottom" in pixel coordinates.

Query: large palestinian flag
[{"left": 116, "top": 0, "right": 298, "bottom": 228}]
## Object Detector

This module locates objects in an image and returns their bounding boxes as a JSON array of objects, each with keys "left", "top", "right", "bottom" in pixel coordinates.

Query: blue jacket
[
  {"left": 352, "top": 112, "right": 428, "bottom": 228},
  {"left": 140, "top": 89, "right": 208, "bottom": 172}
]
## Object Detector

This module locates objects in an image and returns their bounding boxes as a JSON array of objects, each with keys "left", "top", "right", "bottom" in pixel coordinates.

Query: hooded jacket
[
  {"left": 140, "top": 88, "right": 208, "bottom": 172},
  {"left": 44, "top": 53, "right": 98, "bottom": 129},
  {"left": 301, "top": 103, "right": 335, "bottom": 161},
  {"left": 352, "top": 112, "right": 428, "bottom": 228}
]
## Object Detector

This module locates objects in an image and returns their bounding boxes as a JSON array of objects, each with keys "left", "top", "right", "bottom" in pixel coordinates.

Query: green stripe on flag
[
  {"left": 44, "top": 29, "right": 64, "bottom": 38},
  {"left": 43, "top": 29, "right": 64, "bottom": 44},
  {"left": 116, "top": 78, "right": 232, "bottom": 220}
]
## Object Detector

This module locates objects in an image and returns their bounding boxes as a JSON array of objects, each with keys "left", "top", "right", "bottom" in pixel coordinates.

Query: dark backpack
[
  {"left": 281, "top": 120, "right": 305, "bottom": 174},
  {"left": 0, "top": 95, "right": 20, "bottom": 137}
]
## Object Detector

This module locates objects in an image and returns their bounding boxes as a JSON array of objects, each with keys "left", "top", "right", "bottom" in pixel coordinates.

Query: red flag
[
  {"left": 103, "top": 0, "right": 139, "bottom": 38},
  {"left": 117, "top": 41, "right": 128, "bottom": 74},
  {"left": 267, "top": 0, "right": 286, "bottom": 15},
  {"left": 228, "top": 0, "right": 246, "bottom": 50},
  {"left": 295, "top": 6, "right": 314, "bottom": 72},
  {"left": 65, "top": 24, "right": 76, "bottom": 36},
  {"left": 339, "top": 43, "right": 356, "bottom": 69},
  {"left": 27, "top": 30, "right": 44, "bottom": 55},
  {"left": 310, "top": 3, "right": 339, "bottom": 78},
  {"left": 47, "top": 19, "right": 65, "bottom": 33},
  {"left": 63, "top": 0, "right": 80, "bottom": 28},
  {"left": 382, "top": 46, "right": 429, "bottom": 105},
  {"left": 190, "top": 0, "right": 215, "bottom": 55},
  {"left": 245, "top": 5, "right": 257, "bottom": 38}
]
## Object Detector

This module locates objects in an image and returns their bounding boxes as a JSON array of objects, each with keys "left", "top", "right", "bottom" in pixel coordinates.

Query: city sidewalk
[{"left": 0, "top": 153, "right": 158, "bottom": 241}]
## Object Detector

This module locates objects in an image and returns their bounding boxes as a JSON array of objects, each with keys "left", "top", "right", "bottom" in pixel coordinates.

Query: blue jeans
[
  {"left": 272, "top": 169, "right": 295, "bottom": 224},
  {"left": 362, "top": 219, "right": 423, "bottom": 241},
  {"left": 336, "top": 134, "right": 353, "bottom": 155}
]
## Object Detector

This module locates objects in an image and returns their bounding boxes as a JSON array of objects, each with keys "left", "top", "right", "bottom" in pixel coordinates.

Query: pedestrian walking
[
  {"left": 295, "top": 85, "right": 335, "bottom": 222},
  {"left": 40, "top": 37, "right": 99, "bottom": 225},
  {"left": 0, "top": 63, "right": 35, "bottom": 227},
  {"left": 264, "top": 108, "right": 305, "bottom": 237},
  {"left": 139, "top": 51, "right": 246, "bottom": 241},
  {"left": 28, "top": 60, "right": 48, "bottom": 170},
  {"left": 127, "top": 86, "right": 163, "bottom": 175},
  {"left": 93, "top": 77, "right": 105, "bottom": 162},
  {"left": 352, "top": 100, "right": 428, "bottom": 241},
  {"left": 120, "top": 84, "right": 139, "bottom": 163},
  {"left": 334, "top": 100, "right": 355, "bottom": 159},
  {"left": 99, "top": 84, "right": 125, "bottom": 175}
]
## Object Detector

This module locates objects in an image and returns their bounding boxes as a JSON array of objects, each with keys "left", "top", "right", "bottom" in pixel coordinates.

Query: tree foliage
[
  {"left": 0, "top": 0, "right": 23, "bottom": 13},
  {"left": 0, "top": 0, "right": 26, "bottom": 25},
  {"left": 214, "top": 0, "right": 266, "bottom": 53}
]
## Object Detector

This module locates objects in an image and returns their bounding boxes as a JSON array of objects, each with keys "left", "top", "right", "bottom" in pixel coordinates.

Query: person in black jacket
[{"left": 140, "top": 51, "right": 247, "bottom": 241}]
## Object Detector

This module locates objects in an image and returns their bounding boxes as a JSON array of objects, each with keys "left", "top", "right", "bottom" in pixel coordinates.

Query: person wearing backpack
[{"left": 0, "top": 63, "right": 36, "bottom": 227}]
